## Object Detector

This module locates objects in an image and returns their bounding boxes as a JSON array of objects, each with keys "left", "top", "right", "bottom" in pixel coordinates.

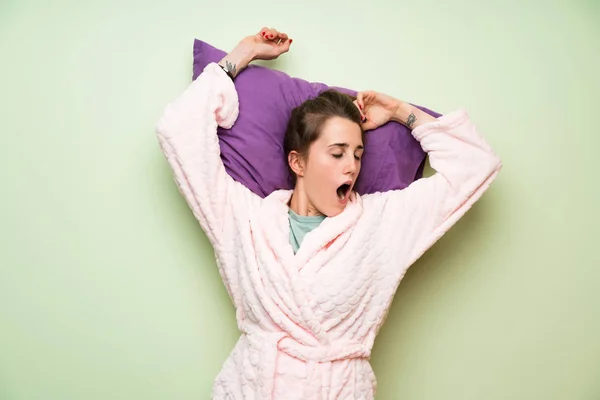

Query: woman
[{"left": 156, "top": 27, "right": 501, "bottom": 400}]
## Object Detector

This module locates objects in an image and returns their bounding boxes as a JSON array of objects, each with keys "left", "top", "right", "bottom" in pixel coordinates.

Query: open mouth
[{"left": 336, "top": 182, "right": 352, "bottom": 201}]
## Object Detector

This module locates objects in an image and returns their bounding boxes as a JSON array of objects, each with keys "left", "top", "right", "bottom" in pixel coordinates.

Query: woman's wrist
[
  {"left": 392, "top": 101, "right": 437, "bottom": 130},
  {"left": 218, "top": 43, "right": 256, "bottom": 79}
]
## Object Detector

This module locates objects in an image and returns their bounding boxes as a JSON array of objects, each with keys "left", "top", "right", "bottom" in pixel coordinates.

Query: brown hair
[{"left": 284, "top": 90, "right": 365, "bottom": 184}]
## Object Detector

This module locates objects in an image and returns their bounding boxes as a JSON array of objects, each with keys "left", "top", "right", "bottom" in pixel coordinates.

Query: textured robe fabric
[{"left": 156, "top": 63, "right": 502, "bottom": 399}]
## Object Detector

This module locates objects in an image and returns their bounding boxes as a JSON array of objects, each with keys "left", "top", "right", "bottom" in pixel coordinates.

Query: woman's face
[{"left": 298, "top": 116, "right": 364, "bottom": 217}]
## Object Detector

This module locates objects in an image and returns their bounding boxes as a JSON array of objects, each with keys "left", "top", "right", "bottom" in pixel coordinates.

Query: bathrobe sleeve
[
  {"left": 155, "top": 62, "right": 261, "bottom": 249},
  {"left": 377, "top": 108, "right": 502, "bottom": 266}
]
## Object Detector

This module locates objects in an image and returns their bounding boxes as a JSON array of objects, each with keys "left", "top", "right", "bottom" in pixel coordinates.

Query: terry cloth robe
[{"left": 156, "top": 63, "right": 502, "bottom": 399}]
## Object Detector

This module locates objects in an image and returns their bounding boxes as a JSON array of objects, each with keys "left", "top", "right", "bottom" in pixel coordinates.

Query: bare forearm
[
  {"left": 392, "top": 102, "right": 438, "bottom": 130},
  {"left": 218, "top": 44, "right": 256, "bottom": 79}
]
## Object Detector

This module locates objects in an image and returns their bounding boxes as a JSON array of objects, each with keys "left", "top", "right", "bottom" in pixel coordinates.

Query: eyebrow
[{"left": 328, "top": 143, "right": 364, "bottom": 150}]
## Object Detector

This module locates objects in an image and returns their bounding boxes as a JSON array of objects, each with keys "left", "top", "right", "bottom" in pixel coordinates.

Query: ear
[{"left": 288, "top": 151, "right": 305, "bottom": 178}]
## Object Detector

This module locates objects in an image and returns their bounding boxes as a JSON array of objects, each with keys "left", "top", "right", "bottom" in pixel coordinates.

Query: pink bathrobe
[{"left": 156, "top": 63, "right": 502, "bottom": 399}]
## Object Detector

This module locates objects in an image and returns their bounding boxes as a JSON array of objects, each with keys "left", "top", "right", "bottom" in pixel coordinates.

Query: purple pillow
[{"left": 192, "top": 39, "right": 441, "bottom": 198}]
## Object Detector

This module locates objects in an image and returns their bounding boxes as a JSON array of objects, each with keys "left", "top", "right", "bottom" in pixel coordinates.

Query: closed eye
[{"left": 333, "top": 153, "right": 362, "bottom": 160}]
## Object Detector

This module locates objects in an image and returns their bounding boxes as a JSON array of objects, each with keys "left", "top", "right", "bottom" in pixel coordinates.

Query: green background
[{"left": 1, "top": 0, "right": 599, "bottom": 398}]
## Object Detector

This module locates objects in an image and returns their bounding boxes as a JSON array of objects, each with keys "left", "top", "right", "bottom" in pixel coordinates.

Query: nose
[{"left": 344, "top": 158, "right": 359, "bottom": 176}]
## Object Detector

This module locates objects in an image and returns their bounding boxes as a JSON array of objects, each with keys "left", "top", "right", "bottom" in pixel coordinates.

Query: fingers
[
  {"left": 260, "top": 27, "right": 276, "bottom": 40},
  {"left": 280, "top": 38, "right": 293, "bottom": 52},
  {"left": 357, "top": 91, "right": 379, "bottom": 123},
  {"left": 357, "top": 90, "right": 376, "bottom": 108},
  {"left": 353, "top": 100, "right": 367, "bottom": 122},
  {"left": 356, "top": 92, "right": 363, "bottom": 107},
  {"left": 356, "top": 93, "right": 365, "bottom": 111},
  {"left": 356, "top": 91, "right": 374, "bottom": 112},
  {"left": 259, "top": 27, "right": 292, "bottom": 46},
  {"left": 277, "top": 34, "right": 292, "bottom": 49}
]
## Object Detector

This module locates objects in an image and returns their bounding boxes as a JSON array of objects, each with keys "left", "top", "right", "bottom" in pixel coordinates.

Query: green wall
[{"left": 1, "top": 0, "right": 599, "bottom": 398}]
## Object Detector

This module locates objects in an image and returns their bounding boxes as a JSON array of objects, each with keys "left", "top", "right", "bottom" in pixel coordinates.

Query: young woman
[{"left": 156, "top": 27, "right": 502, "bottom": 400}]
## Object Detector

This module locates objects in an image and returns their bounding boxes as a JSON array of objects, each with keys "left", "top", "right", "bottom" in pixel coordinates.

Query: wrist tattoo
[
  {"left": 406, "top": 112, "right": 416, "bottom": 128},
  {"left": 225, "top": 60, "right": 238, "bottom": 78}
]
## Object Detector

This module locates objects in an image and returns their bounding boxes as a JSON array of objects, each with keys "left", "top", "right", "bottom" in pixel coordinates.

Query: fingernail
[
  {"left": 289, "top": 39, "right": 293, "bottom": 44},
  {"left": 269, "top": 34, "right": 274, "bottom": 38},
  {"left": 262, "top": 31, "right": 266, "bottom": 36}
]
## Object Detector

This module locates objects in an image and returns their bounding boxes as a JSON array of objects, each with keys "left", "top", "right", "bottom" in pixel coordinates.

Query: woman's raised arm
[
  {"left": 358, "top": 92, "right": 502, "bottom": 267},
  {"left": 155, "top": 28, "right": 292, "bottom": 250}
]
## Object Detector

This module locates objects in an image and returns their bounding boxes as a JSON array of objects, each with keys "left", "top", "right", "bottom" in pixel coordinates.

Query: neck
[{"left": 288, "top": 179, "right": 322, "bottom": 217}]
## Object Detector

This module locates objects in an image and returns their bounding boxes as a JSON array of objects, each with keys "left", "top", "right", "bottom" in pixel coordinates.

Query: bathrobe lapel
[{"left": 248, "top": 190, "right": 363, "bottom": 341}]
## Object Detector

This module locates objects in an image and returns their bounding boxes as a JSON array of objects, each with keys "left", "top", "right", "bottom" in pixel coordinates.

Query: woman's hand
[
  {"left": 218, "top": 27, "right": 292, "bottom": 79},
  {"left": 240, "top": 27, "right": 292, "bottom": 61},
  {"left": 355, "top": 91, "right": 438, "bottom": 130},
  {"left": 354, "top": 91, "right": 402, "bottom": 131}
]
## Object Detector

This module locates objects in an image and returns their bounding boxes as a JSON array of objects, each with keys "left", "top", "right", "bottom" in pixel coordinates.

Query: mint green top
[{"left": 288, "top": 209, "right": 326, "bottom": 254}]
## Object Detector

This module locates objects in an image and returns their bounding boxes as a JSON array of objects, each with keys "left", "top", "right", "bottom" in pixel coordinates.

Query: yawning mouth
[{"left": 336, "top": 182, "right": 352, "bottom": 201}]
